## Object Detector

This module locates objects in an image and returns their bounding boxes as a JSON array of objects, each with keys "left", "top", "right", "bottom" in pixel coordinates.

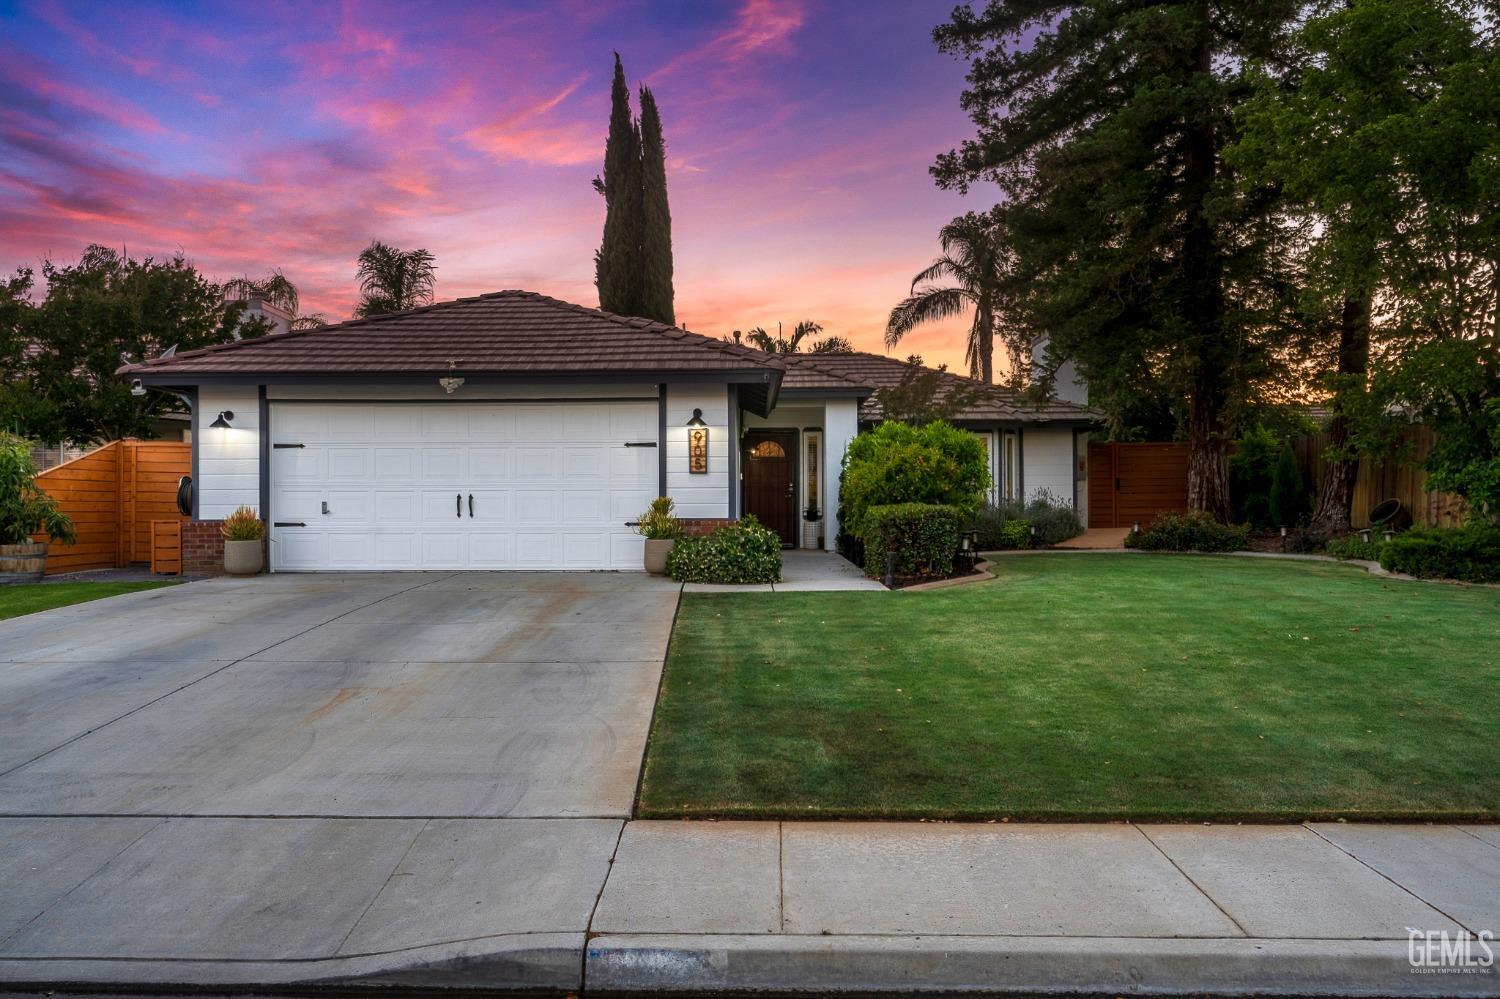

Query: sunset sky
[{"left": 0, "top": 0, "right": 992, "bottom": 372}]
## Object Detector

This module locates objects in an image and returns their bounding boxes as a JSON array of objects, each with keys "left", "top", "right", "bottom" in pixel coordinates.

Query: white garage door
[{"left": 269, "top": 401, "right": 659, "bottom": 571}]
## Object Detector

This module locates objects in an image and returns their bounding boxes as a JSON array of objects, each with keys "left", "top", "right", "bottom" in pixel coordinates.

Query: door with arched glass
[{"left": 741, "top": 430, "right": 798, "bottom": 545}]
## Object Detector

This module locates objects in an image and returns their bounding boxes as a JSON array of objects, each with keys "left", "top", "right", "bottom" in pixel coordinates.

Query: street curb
[
  {"left": 585, "top": 934, "right": 1500, "bottom": 997},
  {"left": 0, "top": 932, "right": 583, "bottom": 992}
]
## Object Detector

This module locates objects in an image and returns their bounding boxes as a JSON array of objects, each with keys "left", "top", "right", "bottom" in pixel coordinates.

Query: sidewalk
[{"left": 3, "top": 818, "right": 1495, "bottom": 995}]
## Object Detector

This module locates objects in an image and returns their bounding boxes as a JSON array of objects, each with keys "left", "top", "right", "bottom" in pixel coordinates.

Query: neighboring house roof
[{"left": 776, "top": 351, "right": 1100, "bottom": 424}]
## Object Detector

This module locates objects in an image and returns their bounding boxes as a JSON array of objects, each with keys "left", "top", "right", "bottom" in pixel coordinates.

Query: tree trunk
[
  {"left": 1307, "top": 292, "right": 1372, "bottom": 536},
  {"left": 1180, "top": 16, "right": 1231, "bottom": 521},
  {"left": 977, "top": 301, "right": 994, "bottom": 383}
]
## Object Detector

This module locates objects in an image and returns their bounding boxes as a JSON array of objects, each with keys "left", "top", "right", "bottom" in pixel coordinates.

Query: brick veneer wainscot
[
  {"left": 182, "top": 520, "right": 267, "bottom": 575},
  {"left": 678, "top": 518, "right": 738, "bottom": 537}
]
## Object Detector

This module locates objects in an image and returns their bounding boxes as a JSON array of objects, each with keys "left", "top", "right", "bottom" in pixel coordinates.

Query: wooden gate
[
  {"left": 32, "top": 440, "right": 192, "bottom": 573},
  {"left": 1088, "top": 442, "right": 1190, "bottom": 529}
]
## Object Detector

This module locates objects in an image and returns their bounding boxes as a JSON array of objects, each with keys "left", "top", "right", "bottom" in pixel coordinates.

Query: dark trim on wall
[
  {"left": 657, "top": 384, "right": 668, "bottom": 497},
  {"left": 188, "top": 386, "right": 200, "bottom": 520},
  {"left": 727, "top": 384, "right": 740, "bottom": 518},
  {"left": 1071, "top": 429, "right": 1080, "bottom": 511},
  {"left": 262, "top": 396, "right": 659, "bottom": 406},
  {"left": 136, "top": 370, "right": 778, "bottom": 388},
  {"left": 258, "top": 386, "right": 270, "bottom": 525},
  {"left": 1017, "top": 426, "right": 1026, "bottom": 500}
]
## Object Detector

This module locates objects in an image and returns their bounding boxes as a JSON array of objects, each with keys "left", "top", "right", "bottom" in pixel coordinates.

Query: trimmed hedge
[
  {"left": 666, "top": 516, "right": 782, "bottom": 584},
  {"left": 841, "top": 422, "right": 989, "bottom": 537},
  {"left": 1125, "top": 511, "right": 1250, "bottom": 552},
  {"left": 1324, "top": 535, "right": 1387, "bottom": 561},
  {"left": 1378, "top": 526, "right": 1500, "bottom": 583},
  {"left": 861, "top": 503, "right": 964, "bottom": 578}
]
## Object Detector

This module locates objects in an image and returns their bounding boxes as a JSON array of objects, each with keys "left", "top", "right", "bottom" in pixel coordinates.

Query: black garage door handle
[
  {"left": 456, "top": 493, "right": 462, "bottom": 518},
  {"left": 468, "top": 493, "right": 474, "bottom": 517}
]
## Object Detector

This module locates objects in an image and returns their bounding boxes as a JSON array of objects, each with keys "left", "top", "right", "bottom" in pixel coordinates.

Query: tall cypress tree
[
  {"left": 637, "top": 85, "right": 676, "bottom": 325},
  {"left": 934, "top": 1, "right": 1298, "bottom": 519},
  {"left": 596, "top": 53, "right": 643, "bottom": 316}
]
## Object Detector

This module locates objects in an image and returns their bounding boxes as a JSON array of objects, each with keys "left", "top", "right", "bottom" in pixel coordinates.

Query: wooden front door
[{"left": 742, "top": 430, "right": 798, "bottom": 545}]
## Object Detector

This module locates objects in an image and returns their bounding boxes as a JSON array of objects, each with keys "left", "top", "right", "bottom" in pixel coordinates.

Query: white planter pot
[{"left": 223, "top": 539, "right": 264, "bottom": 576}]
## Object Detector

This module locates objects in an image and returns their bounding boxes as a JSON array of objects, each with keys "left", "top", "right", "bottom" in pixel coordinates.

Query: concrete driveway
[{"left": 0, "top": 571, "right": 678, "bottom": 989}]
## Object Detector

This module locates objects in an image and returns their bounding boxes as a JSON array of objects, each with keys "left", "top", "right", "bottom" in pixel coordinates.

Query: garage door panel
[
  {"left": 371, "top": 406, "right": 420, "bottom": 440},
  {"left": 326, "top": 448, "right": 370, "bottom": 480},
  {"left": 611, "top": 405, "right": 656, "bottom": 439},
  {"left": 469, "top": 447, "right": 513, "bottom": 480},
  {"left": 421, "top": 406, "right": 469, "bottom": 441},
  {"left": 469, "top": 533, "right": 514, "bottom": 566},
  {"left": 514, "top": 490, "right": 560, "bottom": 523},
  {"left": 421, "top": 447, "right": 466, "bottom": 480},
  {"left": 515, "top": 448, "right": 558, "bottom": 479},
  {"left": 374, "top": 533, "right": 418, "bottom": 567},
  {"left": 270, "top": 401, "right": 659, "bottom": 571},
  {"left": 374, "top": 447, "right": 417, "bottom": 480},
  {"left": 375, "top": 491, "right": 418, "bottom": 523}
]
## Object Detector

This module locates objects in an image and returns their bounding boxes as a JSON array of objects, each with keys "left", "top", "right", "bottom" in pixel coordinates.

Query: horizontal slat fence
[
  {"left": 32, "top": 440, "right": 192, "bottom": 573},
  {"left": 1088, "top": 442, "right": 1191, "bottom": 529}
]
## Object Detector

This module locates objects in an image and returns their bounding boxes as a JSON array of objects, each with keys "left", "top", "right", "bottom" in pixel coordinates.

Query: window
[
  {"left": 804, "top": 432, "right": 821, "bottom": 511},
  {"left": 749, "top": 440, "right": 786, "bottom": 459},
  {"left": 1003, "top": 432, "right": 1019, "bottom": 501}
]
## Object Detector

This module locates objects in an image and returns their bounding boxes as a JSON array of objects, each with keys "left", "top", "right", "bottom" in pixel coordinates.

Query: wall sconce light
[
  {"left": 686, "top": 408, "right": 708, "bottom": 474},
  {"left": 210, "top": 410, "right": 234, "bottom": 429}
]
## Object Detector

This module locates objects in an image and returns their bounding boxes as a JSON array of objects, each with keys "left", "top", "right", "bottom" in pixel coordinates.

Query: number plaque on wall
[{"left": 688, "top": 426, "right": 709, "bottom": 474}]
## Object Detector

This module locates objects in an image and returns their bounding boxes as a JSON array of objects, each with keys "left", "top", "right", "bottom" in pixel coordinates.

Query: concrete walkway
[
  {"left": 2, "top": 817, "right": 1495, "bottom": 994},
  {"left": 683, "top": 548, "right": 884, "bottom": 592}
]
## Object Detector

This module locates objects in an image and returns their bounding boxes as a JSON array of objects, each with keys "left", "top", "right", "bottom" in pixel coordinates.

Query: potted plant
[
  {"left": 0, "top": 433, "right": 75, "bottom": 584},
  {"left": 634, "top": 496, "right": 682, "bottom": 574},
  {"left": 220, "top": 505, "right": 265, "bottom": 575}
]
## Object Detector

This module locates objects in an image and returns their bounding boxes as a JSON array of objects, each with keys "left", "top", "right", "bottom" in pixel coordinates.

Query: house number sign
[{"left": 689, "top": 427, "right": 709, "bottom": 474}]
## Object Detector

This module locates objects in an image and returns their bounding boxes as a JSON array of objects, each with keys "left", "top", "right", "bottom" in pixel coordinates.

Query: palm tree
[
  {"left": 742, "top": 320, "right": 851, "bottom": 354},
  {"left": 354, "top": 241, "right": 436, "bottom": 318},
  {"left": 885, "top": 213, "right": 1009, "bottom": 382},
  {"left": 223, "top": 270, "right": 299, "bottom": 314}
]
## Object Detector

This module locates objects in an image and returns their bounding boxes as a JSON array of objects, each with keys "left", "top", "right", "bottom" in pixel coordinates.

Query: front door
[{"left": 741, "top": 430, "right": 797, "bottom": 545}]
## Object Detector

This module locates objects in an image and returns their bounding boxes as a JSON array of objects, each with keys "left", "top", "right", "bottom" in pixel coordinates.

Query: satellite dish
[{"left": 160, "top": 344, "right": 178, "bottom": 358}]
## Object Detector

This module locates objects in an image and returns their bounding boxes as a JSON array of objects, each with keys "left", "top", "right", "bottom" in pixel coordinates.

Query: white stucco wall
[
  {"left": 665, "top": 384, "right": 729, "bottom": 520},
  {"left": 1023, "top": 425, "right": 1076, "bottom": 507},
  {"left": 196, "top": 385, "right": 261, "bottom": 520}
]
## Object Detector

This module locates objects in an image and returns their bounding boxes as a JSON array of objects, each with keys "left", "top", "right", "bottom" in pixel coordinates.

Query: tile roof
[
  {"left": 119, "top": 291, "right": 784, "bottom": 377},
  {"left": 775, "top": 351, "right": 1101, "bottom": 423}
]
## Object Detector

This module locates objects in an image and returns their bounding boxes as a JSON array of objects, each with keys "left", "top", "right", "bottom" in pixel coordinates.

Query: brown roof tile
[{"left": 119, "top": 291, "right": 784, "bottom": 377}]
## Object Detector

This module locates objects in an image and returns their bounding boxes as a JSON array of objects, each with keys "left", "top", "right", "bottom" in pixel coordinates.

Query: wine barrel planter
[{"left": 0, "top": 542, "right": 48, "bottom": 584}]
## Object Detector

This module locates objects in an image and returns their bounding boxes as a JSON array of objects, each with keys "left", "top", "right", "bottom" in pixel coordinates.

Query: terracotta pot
[
  {"left": 223, "top": 538, "right": 264, "bottom": 576},
  {"left": 0, "top": 541, "right": 47, "bottom": 584},
  {"left": 644, "top": 538, "right": 675, "bottom": 575}
]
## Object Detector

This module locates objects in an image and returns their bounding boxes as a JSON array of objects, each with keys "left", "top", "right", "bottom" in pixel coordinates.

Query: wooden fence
[
  {"left": 32, "top": 440, "right": 192, "bottom": 574},
  {"left": 1290, "top": 425, "right": 1466, "bottom": 529},
  {"left": 1087, "top": 442, "right": 1191, "bottom": 529}
]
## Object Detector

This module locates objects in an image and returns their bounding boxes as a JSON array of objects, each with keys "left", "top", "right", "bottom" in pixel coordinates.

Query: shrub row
[
  {"left": 666, "top": 515, "right": 782, "bottom": 584},
  {"left": 1324, "top": 535, "right": 1387, "bottom": 561},
  {"left": 968, "top": 489, "right": 1083, "bottom": 550},
  {"left": 1124, "top": 511, "right": 1250, "bottom": 552},
  {"left": 861, "top": 503, "right": 964, "bottom": 578},
  {"left": 1378, "top": 526, "right": 1500, "bottom": 583}
]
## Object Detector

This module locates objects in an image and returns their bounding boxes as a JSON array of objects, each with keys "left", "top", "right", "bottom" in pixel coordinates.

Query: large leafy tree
[
  {"left": 593, "top": 56, "right": 676, "bottom": 324},
  {"left": 354, "top": 240, "right": 436, "bottom": 318},
  {"left": 932, "top": 1, "right": 1299, "bottom": 517},
  {"left": 0, "top": 245, "right": 266, "bottom": 446},
  {"left": 885, "top": 212, "right": 1011, "bottom": 383},
  {"left": 1234, "top": 0, "right": 1496, "bottom": 533}
]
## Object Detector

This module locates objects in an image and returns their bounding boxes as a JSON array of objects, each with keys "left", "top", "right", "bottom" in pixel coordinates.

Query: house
[{"left": 120, "top": 291, "right": 1098, "bottom": 572}]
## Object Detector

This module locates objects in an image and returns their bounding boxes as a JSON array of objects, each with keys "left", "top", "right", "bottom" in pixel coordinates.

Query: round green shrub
[
  {"left": 841, "top": 422, "right": 989, "bottom": 538},
  {"left": 666, "top": 516, "right": 782, "bottom": 584}
]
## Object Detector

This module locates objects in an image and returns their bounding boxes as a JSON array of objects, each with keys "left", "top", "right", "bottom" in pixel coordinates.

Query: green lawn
[
  {"left": 0, "top": 581, "right": 176, "bottom": 620},
  {"left": 639, "top": 554, "right": 1500, "bottom": 821}
]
